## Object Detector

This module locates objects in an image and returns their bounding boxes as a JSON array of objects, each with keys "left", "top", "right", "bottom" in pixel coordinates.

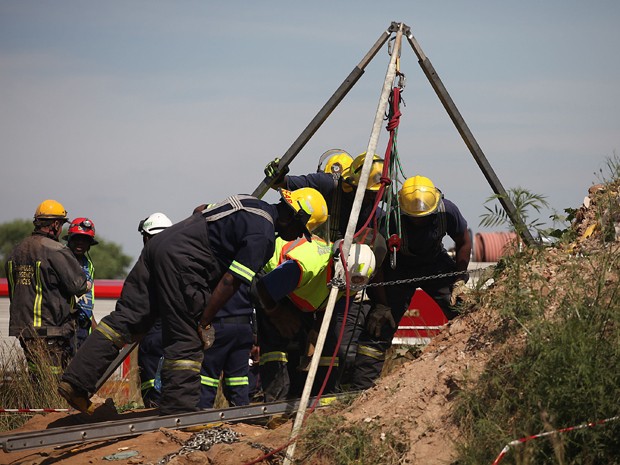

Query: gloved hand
[
  {"left": 365, "top": 303, "right": 395, "bottom": 338},
  {"left": 264, "top": 304, "right": 301, "bottom": 339},
  {"left": 264, "top": 157, "right": 289, "bottom": 185},
  {"left": 450, "top": 279, "right": 468, "bottom": 306},
  {"left": 76, "top": 311, "right": 92, "bottom": 330},
  {"left": 198, "top": 324, "right": 216, "bottom": 350}
]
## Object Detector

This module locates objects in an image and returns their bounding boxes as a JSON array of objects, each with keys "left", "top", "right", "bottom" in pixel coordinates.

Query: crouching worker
[
  {"left": 254, "top": 230, "right": 376, "bottom": 402},
  {"left": 58, "top": 188, "right": 326, "bottom": 415}
]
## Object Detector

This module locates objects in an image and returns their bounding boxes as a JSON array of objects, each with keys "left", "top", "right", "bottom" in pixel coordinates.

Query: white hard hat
[
  {"left": 139, "top": 212, "right": 172, "bottom": 236},
  {"left": 333, "top": 240, "right": 377, "bottom": 290}
]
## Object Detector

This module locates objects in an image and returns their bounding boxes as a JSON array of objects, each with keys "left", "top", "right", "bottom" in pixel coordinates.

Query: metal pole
[
  {"left": 252, "top": 25, "right": 396, "bottom": 199},
  {"left": 282, "top": 22, "right": 405, "bottom": 465},
  {"left": 404, "top": 26, "right": 536, "bottom": 246}
]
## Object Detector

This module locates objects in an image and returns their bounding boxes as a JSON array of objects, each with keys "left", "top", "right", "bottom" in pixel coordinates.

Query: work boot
[{"left": 58, "top": 381, "right": 94, "bottom": 414}]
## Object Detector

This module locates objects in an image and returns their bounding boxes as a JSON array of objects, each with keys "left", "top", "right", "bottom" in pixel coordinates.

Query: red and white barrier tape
[
  {"left": 0, "top": 408, "right": 69, "bottom": 413},
  {"left": 492, "top": 415, "right": 620, "bottom": 465}
]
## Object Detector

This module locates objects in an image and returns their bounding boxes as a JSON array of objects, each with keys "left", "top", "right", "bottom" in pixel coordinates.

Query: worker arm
[
  {"left": 199, "top": 272, "right": 241, "bottom": 327},
  {"left": 452, "top": 228, "right": 472, "bottom": 275},
  {"left": 50, "top": 246, "right": 89, "bottom": 297}
]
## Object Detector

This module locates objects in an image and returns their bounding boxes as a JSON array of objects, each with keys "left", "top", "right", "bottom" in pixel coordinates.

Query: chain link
[
  {"left": 330, "top": 264, "right": 494, "bottom": 290},
  {"left": 158, "top": 426, "right": 240, "bottom": 464}
]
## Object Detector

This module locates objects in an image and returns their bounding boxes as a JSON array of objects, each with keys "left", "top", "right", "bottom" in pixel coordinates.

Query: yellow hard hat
[
  {"left": 398, "top": 176, "right": 442, "bottom": 217},
  {"left": 319, "top": 150, "right": 353, "bottom": 178},
  {"left": 279, "top": 187, "right": 328, "bottom": 239},
  {"left": 34, "top": 199, "right": 68, "bottom": 221},
  {"left": 347, "top": 152, "right": 384, "bottom": 191}
]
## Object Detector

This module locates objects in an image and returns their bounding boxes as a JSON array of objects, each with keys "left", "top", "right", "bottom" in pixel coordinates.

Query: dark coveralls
[
  {"left": 5, "top": 232, "right": 87, "bottom": 376},
  {"left": 199, "top": 284, "right": 254, "bottom": 408},
  {"left": 138, "top": 318, "right": 164, "bottom": 407},
  {"left": 285, "top": 173, "right": 382, "bottom": 385},
  {"left": 351, "top": 198, "right": 468, "bottom": 390},
  {"left": 61, "top": 196, "right": 277, "bottom": 414}
]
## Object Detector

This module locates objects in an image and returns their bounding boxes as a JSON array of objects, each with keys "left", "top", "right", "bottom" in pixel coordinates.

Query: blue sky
[{"left": 1, "top": 1, "right": 619, "bottom": 261}]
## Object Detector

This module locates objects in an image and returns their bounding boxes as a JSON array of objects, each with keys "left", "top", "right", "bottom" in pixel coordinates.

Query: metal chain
[
  {"left": 158, "top": 427, "right": 240, "bottom": 464},
  {"left": 330, "top": 264, "right": 495, "bottom": 290}
]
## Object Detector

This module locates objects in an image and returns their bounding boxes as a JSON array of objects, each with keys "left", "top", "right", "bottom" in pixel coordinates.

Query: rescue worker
[
  {"left": 265, "top": 151, "right": 388, "bottom": 385},
  {"left": 58, "top": 188, "right": 328, "bottom": 415},
  {"left": 254, "top": 234, "right": 376, "bottom": 401},
  {"left": 5, "top": 200, "right": 89, "bottom": 378},
  {"left": 63, "top": 217, "right": 98, "bottom": 351},
  {"left": 266, "top": 150, "right": 383, "bottom": 242},
  {"left": 135, "top": 212, "right": 173, "bottom": 407},
  {"left": 351, "top": 175, "right": 472, "bottom": 390}
]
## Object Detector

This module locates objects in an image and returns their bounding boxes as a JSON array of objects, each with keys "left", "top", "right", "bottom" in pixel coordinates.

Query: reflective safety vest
[{"left": 265, "top": 236, "right": 334, "bottom": 312}]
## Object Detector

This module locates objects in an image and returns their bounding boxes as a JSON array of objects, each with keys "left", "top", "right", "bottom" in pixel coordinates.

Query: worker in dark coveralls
[
  {"left": 58, "top": 189, "right": 327, "bottom": 415},
  {"left": 351, "top": 175, "right": 472, "bottom": 390},
  {"left": 5, "top": 200, "right": 89, "bottom": 378}
]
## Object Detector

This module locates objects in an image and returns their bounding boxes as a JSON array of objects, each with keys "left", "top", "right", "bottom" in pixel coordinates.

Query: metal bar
[
  {"left": 403, "top": 26, "right": 536, "bottom": 246},
  {"left": 94, "top": 342, "right": 138, "bottom": 392},
  {"left": 251, "top": 26, "right": 395, "bottom": 199},
  {"left": 283, "top": 21, "right": 406, "bottom": 465},
  {"left": 0, "top": 394, "right": 345, "bottom": 452}
]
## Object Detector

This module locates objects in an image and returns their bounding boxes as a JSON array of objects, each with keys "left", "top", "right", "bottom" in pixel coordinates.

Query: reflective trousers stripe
[
  {"left": 357, "top": 344, "right": 386, "bottom": 361},
  {"left": 201, "top": 375, "right": 219, "bottom": 387},
  {"left": 260, "top": 351, "right": 288, "bottom": 365},
  {"left": 95, "top": 321, "right": 125, "bottom": 348},
  {"left": 225, "top": 376, "right": 249, "bottom": 387},
  {"left": 319, "top": 356, "right": 339, "bottom": 367},
  {"left": 141, "top": 379, "right": 155, "bottom": 391},
  {"left": 163, "top": 359, "right": 201, "bottom": 372}
]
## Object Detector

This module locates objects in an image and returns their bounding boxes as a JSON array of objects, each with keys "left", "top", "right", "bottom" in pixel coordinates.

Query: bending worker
[
  {"left": 254, "top": 232, "right": 376, "bottom": 401},
  {"left": 135, "top": 212, "right": 173, "bottom": 407},
  {"left": 58, "top": 188, "right": 327, "bottom": 415},
  {"left": 351, "top": 175, "right": 472, "bottom": 390}
]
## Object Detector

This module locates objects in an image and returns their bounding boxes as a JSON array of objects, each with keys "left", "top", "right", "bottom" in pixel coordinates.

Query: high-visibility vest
[{"left": 266, "top": 236, "right": 333, "bottom": 312}]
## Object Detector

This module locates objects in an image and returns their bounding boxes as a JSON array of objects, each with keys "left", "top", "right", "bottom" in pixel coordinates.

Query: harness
[
  {"left": 201, "top": 195, "right": 274, "bottom": 225},
  {"left": 398, "top": 199, "right": 447, "bottom": 257}
]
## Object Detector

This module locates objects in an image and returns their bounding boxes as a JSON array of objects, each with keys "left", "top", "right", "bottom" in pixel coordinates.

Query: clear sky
[{"left": 1, "top": 1, "right": 618, "bottom": 261}]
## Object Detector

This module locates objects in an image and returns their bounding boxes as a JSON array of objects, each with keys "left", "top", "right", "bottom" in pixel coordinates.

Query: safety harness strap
[{"left": 202, "top": 195, "right": 274, "bottom": 225}]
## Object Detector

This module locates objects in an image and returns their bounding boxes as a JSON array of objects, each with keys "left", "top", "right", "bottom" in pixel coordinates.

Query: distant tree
[
  {"left": 0, "top": 219, "right": 132, "bottom": 279},
  {"left": 88, "top": 239, "right": 132, "bottom": 279}
]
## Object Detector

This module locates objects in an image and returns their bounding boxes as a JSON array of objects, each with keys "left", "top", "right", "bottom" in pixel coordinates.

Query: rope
[{"left": 491, "top": 415, "right": 620, "bottom": 465}]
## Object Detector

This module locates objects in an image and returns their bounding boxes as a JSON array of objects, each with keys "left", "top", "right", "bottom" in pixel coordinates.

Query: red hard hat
[{"left": 65, "top": 217, "right": 98, "bottom": 244}]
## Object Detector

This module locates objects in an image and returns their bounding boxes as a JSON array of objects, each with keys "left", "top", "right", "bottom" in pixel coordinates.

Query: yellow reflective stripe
[
  {"left": 87, "top": 256, "right": 95, "bottom": 306},
  {"left": 318, "top": 356, "right": 338, "bottom": 367},
  {"left": 6, "top": 261, "right": 14, "bottom": 295},
  {"left": 357, "top": 344, "right": 385, "bottom": 361},
  {"left": 141, "top": 379, "right": 155, "bottom": 391},
  {"left": 95, "top": 321, "right": 125, "bottom": 347},
  {"left": 260, "top": 351, "right": 288, "bottom": 365},
  {"left": 33, "top": 262, "right": 42, "bottom": 327},
  {"left": 162, "top": 359, "right": 201, "bottom": 372},
  {"left": 225, "top": 376, "right": 249, "bottom": 387},
  {"left": 200, "top": 375, "right": 219, "bottom": 387},
  {"left": 50, "top": 365, "right": 62, "bottom": 374},
  {"left": 229, "top": 260, "right": 255, "bottom": 282}
]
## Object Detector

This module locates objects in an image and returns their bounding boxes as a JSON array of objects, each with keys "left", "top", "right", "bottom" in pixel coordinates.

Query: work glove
[
  {"left": 264, "top": 157, "right": 289, "bottom": 185},
  {"left": 197, "top": 324, "right": 216, "bottom": 350},
  {"left": 76, "top": 311, "right": 92, "bottom": 330},
  {"left": 264, "top": 304, "right": 301, "bottom": 339},
  {"left": 450, "top": 279, "right": 468, "bottom": 306},
  {"left": 365, "top": 303, "right": 396, "bottom": 338}
]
